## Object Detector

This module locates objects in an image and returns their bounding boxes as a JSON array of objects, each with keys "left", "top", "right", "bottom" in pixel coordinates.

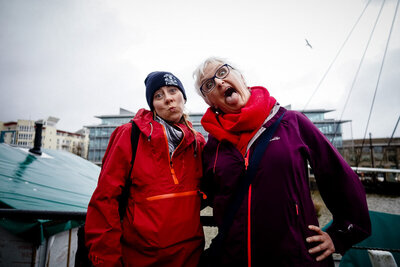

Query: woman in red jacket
[{"left": 85, "top": 71, "right": 206, "bottom": 266}]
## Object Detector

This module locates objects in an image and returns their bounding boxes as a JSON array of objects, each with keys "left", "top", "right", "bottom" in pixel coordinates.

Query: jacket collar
[{"left": 132, "top": 108, "right": 196, "bottom": 147}]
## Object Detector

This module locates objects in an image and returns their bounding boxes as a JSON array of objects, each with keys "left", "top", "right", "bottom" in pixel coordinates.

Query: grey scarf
[{"left": 155, "top": 116, "right": 183, "bottom": 155}]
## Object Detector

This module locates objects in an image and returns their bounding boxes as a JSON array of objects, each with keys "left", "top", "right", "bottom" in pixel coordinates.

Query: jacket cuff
[
  {"left": 326, "top": 222, "right": 370, "bottom": 255},
  {"left": 326, "top": 226, "right": 351, "bottom": 255}
]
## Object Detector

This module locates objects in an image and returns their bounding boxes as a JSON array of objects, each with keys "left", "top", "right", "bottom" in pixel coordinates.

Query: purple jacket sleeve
[{"left": 296, "top": 112, "right": 371, "bottom": 255}]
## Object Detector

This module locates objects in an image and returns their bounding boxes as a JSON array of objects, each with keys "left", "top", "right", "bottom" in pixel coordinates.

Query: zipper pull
[
  {"left": 198, "top": 190, "right": 207, "bottom": 200},
  {"left": 245, "top": 151, "right": 250, "bottom": 170},
  {"left": 170, "top": 160, "right": 179, "bottom": 184},
  {"left": 170, "top": 160, "right": 175, "bottom": 174}
]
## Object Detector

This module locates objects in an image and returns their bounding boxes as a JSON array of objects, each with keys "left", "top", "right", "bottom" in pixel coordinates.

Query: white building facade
[{"left": 0, "top": 117, "right": 89, "bottom": 159}]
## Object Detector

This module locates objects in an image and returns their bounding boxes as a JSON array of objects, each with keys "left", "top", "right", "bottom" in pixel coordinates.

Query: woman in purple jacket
[{"left": 193, "top": 57, "right": 371, "bottom": 267}]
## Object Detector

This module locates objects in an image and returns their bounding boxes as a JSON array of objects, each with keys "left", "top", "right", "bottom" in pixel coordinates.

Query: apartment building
[
  {"left": 56, "top": 128, "right": 89, "bottom": 159},
  {"left": 0, "top": 120, "right": 35, "bottom": 147},
  {"left": 0, "top": 117, "right": 89, "bottom": 159}
]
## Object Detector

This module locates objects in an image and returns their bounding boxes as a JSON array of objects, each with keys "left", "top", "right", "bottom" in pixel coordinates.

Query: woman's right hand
[{"left": 306, "top": 225, "right": 335, "bottom": 261}]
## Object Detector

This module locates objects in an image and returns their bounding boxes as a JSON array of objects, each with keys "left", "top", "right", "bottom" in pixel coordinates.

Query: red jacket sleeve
[{"left": 85, "top": 124, "right": 132, "bottom": 266}]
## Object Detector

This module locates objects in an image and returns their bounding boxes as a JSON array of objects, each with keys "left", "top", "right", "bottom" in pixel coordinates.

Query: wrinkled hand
[{"left": 306, "top": 225, "right": 335, "bottom": 261}]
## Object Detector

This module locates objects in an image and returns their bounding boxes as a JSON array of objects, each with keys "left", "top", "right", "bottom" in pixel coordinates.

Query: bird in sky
[{"left": 305, "top": 39, "right": 313, "bottom": 49}]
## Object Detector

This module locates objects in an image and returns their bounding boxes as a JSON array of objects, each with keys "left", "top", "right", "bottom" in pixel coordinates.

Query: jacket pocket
[
  {"left": 284, "top": 200, "right": 304, "bottom": 261},
  {"left": 146, "top": 190, "right": 201, "bottom": 201},
  {"left": 124, "top": 190, "right": 203, "bottom": 249}
]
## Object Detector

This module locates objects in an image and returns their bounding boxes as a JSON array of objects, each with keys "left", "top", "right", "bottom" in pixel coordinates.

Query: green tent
[
  {"left": 324, "top": 211, "right": 400, "bottom": 266},
  {"left": 0, "top": 143, "right": 100, "bottom": 244}
]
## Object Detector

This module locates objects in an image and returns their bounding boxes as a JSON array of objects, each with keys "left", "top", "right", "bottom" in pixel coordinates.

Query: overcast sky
[{"left": 0, "top": 0, "right": 399, "bottom": 140}]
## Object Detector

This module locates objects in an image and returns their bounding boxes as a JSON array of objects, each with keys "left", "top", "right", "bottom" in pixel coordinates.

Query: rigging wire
[
  {"left": 331, "top": 0, "right": 387, "bottom": 145},
  {"left": 377, "top": 115, "right": 400, "bottom": 167},
  {"left": 302, "top": 0, "right": 372, "bottom": 111},
  {"left": 356, "top": 0, "right": 400, "bottom": 167},
  {"left": 388, "top": 115, "right": 400, "bottom": 148}
]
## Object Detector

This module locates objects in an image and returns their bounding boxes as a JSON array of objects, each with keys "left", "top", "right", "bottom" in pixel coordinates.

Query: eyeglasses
[{"left": 200, "top": 64, "right": 232, "bottom": 96}]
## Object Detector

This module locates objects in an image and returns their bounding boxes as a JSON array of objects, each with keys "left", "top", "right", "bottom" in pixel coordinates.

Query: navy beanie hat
[{"left": 144, "top": 71, "right": 187, "bottom": 110}]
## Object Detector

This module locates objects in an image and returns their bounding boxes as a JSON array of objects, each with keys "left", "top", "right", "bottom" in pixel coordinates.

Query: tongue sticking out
[{"left": 225, "top": 88, "right": 239, "bottom": 105}]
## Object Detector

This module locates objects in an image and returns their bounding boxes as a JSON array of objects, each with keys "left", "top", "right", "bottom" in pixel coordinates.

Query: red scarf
[{"left": 201, "top": 86, "right": 276, "bottom": 156}]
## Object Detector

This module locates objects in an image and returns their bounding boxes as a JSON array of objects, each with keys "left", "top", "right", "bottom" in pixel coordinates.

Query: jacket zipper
[
  {"left": 245, "top": 151, "right": 251, "bottom": 267},
  {"left": 161, "top": 124, "right": 185, "bottom": 185},
  {"left": 146, "top": 190, "right": 206, "bottom": 201}
]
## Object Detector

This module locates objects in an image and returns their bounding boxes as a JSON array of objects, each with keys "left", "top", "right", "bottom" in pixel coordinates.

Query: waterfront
[{"left": 313, "top": 191, "right": 400, "bottom": 227}]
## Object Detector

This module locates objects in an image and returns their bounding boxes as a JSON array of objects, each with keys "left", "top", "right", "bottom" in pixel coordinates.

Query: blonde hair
[{"left": 182, "top": 113, "right": 197, "bottom": 137}]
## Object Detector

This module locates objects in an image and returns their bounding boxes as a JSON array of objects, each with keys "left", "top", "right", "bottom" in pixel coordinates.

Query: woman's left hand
[{"left": 306, "top": 225, "right": 335, "bottom": 261}]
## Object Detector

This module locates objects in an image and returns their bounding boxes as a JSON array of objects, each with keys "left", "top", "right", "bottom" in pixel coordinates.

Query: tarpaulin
[
  {"left": 324, "top": 211, "right": 400, "bottom": 266},
  {"left": 0, "top": 143, "right": 100, "bottom": 244}
]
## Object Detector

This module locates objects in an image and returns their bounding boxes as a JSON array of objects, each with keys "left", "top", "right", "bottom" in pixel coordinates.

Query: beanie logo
[{"left": 163, "top": 73, "right": 179, "bottom": 87}]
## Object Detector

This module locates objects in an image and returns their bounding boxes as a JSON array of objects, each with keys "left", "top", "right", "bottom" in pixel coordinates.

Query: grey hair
[{"left": 192, "top": 57, "right": 245, "bottom": 105}]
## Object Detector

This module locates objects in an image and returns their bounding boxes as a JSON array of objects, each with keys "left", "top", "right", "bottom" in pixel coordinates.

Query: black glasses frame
[{"left": 200, "top": 64, "right": 232, "bottom": 96}]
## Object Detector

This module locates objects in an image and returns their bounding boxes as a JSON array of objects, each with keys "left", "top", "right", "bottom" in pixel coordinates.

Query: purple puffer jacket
[{"left": 201, "top": 107, "right": 371, "bottom": 267}]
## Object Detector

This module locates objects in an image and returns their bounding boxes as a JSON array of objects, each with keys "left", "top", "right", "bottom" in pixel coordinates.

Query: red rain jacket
[{"left": 85, "top": 109, "right": 206, "bottom": 267}]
